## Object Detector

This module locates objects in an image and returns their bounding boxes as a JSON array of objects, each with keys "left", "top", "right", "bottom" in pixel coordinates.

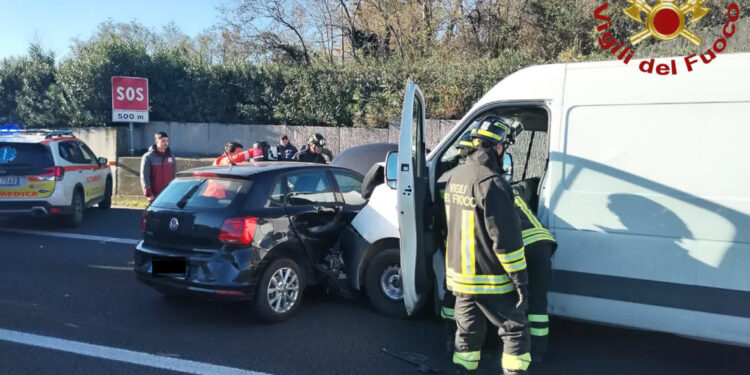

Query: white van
[{"left": 342, "top": 53, "right": 750, "bottom": 347}]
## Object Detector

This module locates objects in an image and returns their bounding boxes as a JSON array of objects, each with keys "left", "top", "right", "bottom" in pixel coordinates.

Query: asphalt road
[{"left": 0, "top": 207, "right": 748, "bottom": 375}]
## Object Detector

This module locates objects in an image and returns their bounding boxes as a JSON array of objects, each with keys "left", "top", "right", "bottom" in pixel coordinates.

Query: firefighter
[
  {"left": 292, "top": 134, "right": 327, "bottom": 164},
  {"left": 443, "top": 115, "right": 530, "bottom": 375},
  {"left": 440, "top": 122, "right": 555, "bottom": 364},
  {"left": 436, "top": 126, "right": 479, "bottom": 354},
  {"left": 512, "top": 191, "right": 556, "bottom": 363}
]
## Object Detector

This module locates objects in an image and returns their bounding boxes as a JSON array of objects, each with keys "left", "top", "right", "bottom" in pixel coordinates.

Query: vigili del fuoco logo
[{"left": 594, "top": 1, "right": 741, "bottom": 74}]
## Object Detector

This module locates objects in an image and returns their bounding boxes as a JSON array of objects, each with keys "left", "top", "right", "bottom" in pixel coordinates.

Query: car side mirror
[
  {"left": 98, "top": 157, "right": 108, "bottom": 166},
  {"left": 503, "top": 153, "right": 513, "bottom": 182},
  {"left": 385, "top": 151, "right": 398, "bottom": 189}
]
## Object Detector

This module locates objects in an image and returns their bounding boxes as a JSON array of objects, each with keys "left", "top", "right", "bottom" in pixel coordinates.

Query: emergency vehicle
[
  {"left": 0, "top": 129, "right": 113, "bottom": 227},
  {"left": 342, "top": 53, "right": 750, "bottom": 347}
]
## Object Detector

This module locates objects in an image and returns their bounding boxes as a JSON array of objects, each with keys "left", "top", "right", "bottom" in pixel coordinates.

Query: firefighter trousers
[
  {"left": 526, "top": 241, "right": 554, "bottom": 360},
  {"left": 453, "top": 293, "right": 531, "bottom": 374}
]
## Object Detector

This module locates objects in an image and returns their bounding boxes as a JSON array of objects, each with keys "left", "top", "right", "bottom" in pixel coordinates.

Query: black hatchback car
[{"left": 135, "top": 162, "right": 367, "bottom": 321}]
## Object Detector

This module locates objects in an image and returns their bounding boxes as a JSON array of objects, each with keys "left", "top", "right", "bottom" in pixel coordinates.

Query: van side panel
[{"left": 549, "top": 101, "right": 750, "bottom": 346}]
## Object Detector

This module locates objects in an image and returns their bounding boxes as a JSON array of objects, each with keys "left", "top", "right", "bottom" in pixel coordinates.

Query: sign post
[{"left": 111, "top": 76, "right": 149, "bottom": 155}]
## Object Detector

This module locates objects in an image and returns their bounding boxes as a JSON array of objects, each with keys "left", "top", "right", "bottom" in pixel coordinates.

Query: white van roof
[{"left": 473, "top": 52, "right": 750, "bottom": 110}]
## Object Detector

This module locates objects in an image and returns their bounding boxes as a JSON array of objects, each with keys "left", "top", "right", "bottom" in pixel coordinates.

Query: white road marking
[
  {"left": 0, "top": 228, "right": 139, "bottom": 245},
  {"left": 88, "top": 265, "right": 133, "bottom": 271},
  {"left": 0, "top": 328, "right": 271, "bottom": 375}
]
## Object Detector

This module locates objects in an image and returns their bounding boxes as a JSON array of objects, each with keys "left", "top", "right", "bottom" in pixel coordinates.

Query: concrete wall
[
  {"left": 116, "top": 156, "right": 216, "bottom": 196},
  {"left": 127, "top": 121, "right": 462, "bottom": 158}
]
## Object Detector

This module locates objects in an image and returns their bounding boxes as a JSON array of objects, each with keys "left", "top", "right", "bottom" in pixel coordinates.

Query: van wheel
[
  {"left": 253, "top": 258, "right": 305, "bottom": 322},
  {"left": 61, "top": 190, "right": 84, "bottom": 228},
  {"left": 98, "top": 179, "right": 112, "bottom": 209},
  {"left": 365, "top": 248, "right": 408, "bottom": 319}
]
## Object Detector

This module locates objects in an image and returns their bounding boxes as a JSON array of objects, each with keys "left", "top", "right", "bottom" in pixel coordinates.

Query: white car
[{"left": 0, "top": 129, "right": 113, "bottom": 227}]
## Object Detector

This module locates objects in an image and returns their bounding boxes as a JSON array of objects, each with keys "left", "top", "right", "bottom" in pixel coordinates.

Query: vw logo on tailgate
[{"left": 169, "top": 218, "right": 179, "bottom": 232}]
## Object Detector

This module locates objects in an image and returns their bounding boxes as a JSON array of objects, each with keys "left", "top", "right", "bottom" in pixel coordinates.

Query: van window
[{"left": 437, "top": 107, "right": 549, "bottom": 183}]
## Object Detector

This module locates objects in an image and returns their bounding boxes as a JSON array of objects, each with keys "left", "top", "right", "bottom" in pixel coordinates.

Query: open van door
[{"left": 396, "top": 80, "right": 433, "bottom": 315}]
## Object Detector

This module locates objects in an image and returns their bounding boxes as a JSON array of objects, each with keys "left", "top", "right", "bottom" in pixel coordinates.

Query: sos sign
[{"left": 111, "top": 76, "right": 149, "bottom": 123}]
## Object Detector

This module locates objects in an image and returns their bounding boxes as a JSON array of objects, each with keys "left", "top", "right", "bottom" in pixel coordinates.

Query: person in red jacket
[
  {"left": 140, "top": 132, "right": 177, "bottom": 202},
  {"left": 214, "top": 142, "right": 244, "bottom": 166}
]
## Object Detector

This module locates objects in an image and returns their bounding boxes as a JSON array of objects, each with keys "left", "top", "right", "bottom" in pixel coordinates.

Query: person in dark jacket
[
  {"left": 443, "top": 115, "right": 530, "bottom": 375},
  {"left": 298, "top": 133, "right": 333, "bottom": 162},
  {"left": 140, "top": 132, "right": 176, "bottom": 201},
  {"left": 277, "top": 135, "right": 298, "bottom": 161},
  {"left": 292, "top": 134, "right": 327, "bottom": 164}
]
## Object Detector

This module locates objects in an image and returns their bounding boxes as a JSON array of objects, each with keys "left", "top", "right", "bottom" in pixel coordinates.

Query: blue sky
[{"left": 0, "top": 0, "right": 224, "bottom": 60}]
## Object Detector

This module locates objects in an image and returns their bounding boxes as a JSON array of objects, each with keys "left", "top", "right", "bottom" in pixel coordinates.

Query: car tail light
[
  {"left": 141, "top": 211, "right": 147, "bottom": 231},
  {"left": 39, "top": 166, "right": 65, "bottom": 181},
  {"left": 193, "top": 173, "right": 217, "bottom": 177},
  {"left": 219, "top": 217, "right": 257, "bottom": 245}
]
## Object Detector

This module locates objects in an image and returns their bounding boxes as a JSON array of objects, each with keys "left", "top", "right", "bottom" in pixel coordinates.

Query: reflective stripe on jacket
[{"left": 513, "top": 194, "right": 557, "bottom": 250}]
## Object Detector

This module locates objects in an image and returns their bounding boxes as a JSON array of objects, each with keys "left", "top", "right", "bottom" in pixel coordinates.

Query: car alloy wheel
[{"left": 267, "top": 267, "right": 300, "bottom": 313}]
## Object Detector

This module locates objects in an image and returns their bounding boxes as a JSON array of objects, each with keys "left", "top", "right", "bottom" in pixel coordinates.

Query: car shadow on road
[{"left": 0, "top": 207, "right": 144, "bottom": 238}]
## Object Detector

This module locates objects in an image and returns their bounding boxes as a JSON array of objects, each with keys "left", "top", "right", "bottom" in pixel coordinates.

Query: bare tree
[{"left": 221, "top": 0, "right": 313, "bottom": 64}]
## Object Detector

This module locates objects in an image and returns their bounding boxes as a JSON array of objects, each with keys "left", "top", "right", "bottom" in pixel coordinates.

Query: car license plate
[
  {"left": 151, "top": 258, "right": 188, "bottom": 278},
  {"left": 0, "top": 176, "right": 20, "bottom": 186}
]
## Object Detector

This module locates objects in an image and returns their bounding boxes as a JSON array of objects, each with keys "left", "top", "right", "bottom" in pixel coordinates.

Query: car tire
[
  {"left": 98, "top": 179, "right": 112, "bottom": 209},
  {"left": 61, "top": 189, "right": 84, "bottom": 228},
  {"left": 365, "top": 248, "right": 408, "bottom": 319},
  {"left": 253, "top": 258, "right": 305, "bottom": 322}
]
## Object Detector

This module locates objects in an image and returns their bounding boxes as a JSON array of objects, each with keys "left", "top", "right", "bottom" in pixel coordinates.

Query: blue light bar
[{"left": 0, "top": 125, "right": 20, "bottom": 133}]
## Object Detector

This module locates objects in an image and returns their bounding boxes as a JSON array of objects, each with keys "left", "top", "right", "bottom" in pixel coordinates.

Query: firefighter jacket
[
  {"left": 513, "top": 193, "right": 557, "bottom": 251},
  {"left": 444, "top": 147, "right": 528, "bottom": 297},
  {"left": 292, "top": 149, "right": 326, "bottom": 164}
]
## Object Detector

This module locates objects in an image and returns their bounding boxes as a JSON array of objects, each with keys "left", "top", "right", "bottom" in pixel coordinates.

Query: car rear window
[
  {"left": 152, "top": 177, "right": 252, "bottom": 210},
  {"left": 0, "top": 142, "right": 54, "bottom": 168}
]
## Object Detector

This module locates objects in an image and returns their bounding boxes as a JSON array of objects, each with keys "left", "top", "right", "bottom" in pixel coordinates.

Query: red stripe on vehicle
[
  {"left": 63, "top": 165, "right": 105, "bottom": 172},
  {"left": 40, "top": 137, "right": 77, "bottom": 145}
]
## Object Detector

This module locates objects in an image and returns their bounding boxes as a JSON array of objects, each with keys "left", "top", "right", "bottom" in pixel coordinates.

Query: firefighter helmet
[
  {"left": 308, "top": 133, "right": 326, "bottom": 147},
  {"left": 470, "top": 115, "right": 522, "bottom": 146}
]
